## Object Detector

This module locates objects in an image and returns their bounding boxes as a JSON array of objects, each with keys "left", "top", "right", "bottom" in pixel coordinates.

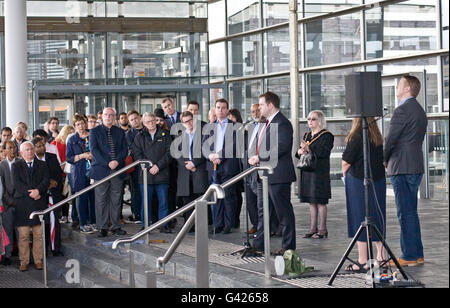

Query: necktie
[
  {"left": 171, "top": 116, "right": 175, "bottom": 124},
  {"left": 256, "top": 120, "right": 269, "bottom": 155},
  {"left": 27, "top": 162, "right": 32, "bottom": 169}
]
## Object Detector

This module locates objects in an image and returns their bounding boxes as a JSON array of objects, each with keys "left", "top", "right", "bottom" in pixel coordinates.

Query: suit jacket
[
  {"left": 175, "top": 124, "right": 209, "bottom": 196},
  {"left": 203, "top": 119, "right": 241, "bottom": 181},
  {"left": 384, "top": 97, "right": 428, "bottom": 176},
  {"left": 165, "top": 111, "right": 181, "bottom": 130},
  {"left": 12, "top": 158, "right": 50, "bottom": 226},
  {"left": 253, "top": 111, "right": 296, "bottom": 185},
  {"left": 0, "top": 159, "right": 16, "bottom": 210},
  {"left": 89, "top": 124, "right": 128, "bottom": 181},
  {"left": 41, "top": 153, "right": 64, "bottom": 203},
  {"left": 132, "top": 127, "right": 172, "bottom": 185}
]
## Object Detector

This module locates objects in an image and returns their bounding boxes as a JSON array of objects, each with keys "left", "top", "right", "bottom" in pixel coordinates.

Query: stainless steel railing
[
  {"left": 113, "top": 165, "right": 274, "bottom": 288},
  {"left": 29, "top": 159, "right": 153, "bottom": 287}
]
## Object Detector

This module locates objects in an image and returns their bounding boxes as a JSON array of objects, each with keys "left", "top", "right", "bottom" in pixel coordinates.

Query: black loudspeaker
[{"left": 345, "top": 72, "right": 383, "bottom": 118}]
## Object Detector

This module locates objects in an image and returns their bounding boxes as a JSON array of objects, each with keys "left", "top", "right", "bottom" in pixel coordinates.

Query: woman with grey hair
[{"left": 296, "top": 110, "right": 334, "bottom": 239}]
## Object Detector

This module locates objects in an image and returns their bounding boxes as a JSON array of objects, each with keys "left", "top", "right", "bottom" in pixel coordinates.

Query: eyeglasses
[
  {"left": 307, "top": 118, "right": 318, "bottom": 122},
  {"left": 182, "top": 119, "right": 193, "bottom": 124}
]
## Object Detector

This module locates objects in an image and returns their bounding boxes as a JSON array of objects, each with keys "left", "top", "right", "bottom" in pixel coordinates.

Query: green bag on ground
[{"left": 283, "top": 250, "right": 314, "bottom": 278}]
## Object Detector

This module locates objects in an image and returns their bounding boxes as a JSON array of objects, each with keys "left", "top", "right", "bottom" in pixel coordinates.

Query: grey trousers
[{"left": 94, "top": 175, "right": 124, "bottom": 231}]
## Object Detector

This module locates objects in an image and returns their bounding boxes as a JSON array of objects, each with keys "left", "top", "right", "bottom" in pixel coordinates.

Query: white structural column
[
  {"left": 289, "top": 0, "right": 300, "bottom": 158},
  {"left": 5, "top": 0, "right": 28, "bottom": 128}
]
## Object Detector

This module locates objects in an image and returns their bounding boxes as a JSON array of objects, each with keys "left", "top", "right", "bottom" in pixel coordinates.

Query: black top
[{"left": 342, "top": 132, "right": 385, "bottom": 182}]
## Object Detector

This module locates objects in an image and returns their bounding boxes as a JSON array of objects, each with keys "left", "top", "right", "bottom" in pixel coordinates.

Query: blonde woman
[{"left": 296, "top": 110, "right": 334, "bottom": 239}]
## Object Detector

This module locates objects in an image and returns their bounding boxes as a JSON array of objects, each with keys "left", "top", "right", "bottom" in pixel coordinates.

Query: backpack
[{"left": 283, "top": 250, "right": 314, "bottom": 278}]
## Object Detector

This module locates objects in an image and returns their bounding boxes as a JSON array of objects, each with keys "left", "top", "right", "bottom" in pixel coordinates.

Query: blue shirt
[
  {"left": 214, "top": 118, "right": 230, "bottom": 154},
  {"left": 399, "top": 96, "right": 415, "bottom": 106},
  {"left": 187, "top": 130, "right": 195, "bottom": 161}
]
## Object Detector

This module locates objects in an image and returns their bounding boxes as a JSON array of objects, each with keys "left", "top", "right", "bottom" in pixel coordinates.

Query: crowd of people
[{"left": 0, "top": 76, "right": 428, "bottom": 274}]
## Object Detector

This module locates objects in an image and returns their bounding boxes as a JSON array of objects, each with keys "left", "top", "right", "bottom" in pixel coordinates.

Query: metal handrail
[
  {"left": 111, "top": 183, "right": 225, "bottom": 250},
  {"left": 29, "top": 159, "right": 153, "bottom": 220},
  {"left": 154, "top": 165, "right": 274, "bottom": 268}
]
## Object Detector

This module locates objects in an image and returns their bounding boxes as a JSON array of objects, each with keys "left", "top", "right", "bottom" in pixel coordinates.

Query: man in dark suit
[
  {"left": 384, "top": 75, "right": 428, "bottom": 267},
  {"left": 12, "top": 141, "right": 50, "bottom": 271},
  {"left": 249, "top": 91, "right": 297, "bottom": 255},
  {"left": 90, "top": 107, "right": 128, "bottom": 237},
  {"left": 0, "top": 140, "right": 17, "bottom": 266},
  {"left": 33, "top": 137, "right": 64, "bottom": 256},
  {"left": 175, "top": 111, "right": 209, "bottom": 232},
  {"left": 162, "top": 97, "right": 181, "bottom": 130},
  {"left": 204, "top": 98, "right": 241, "bottom": 234}
]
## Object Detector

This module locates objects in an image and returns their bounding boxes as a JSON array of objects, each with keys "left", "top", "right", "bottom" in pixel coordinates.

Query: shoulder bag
[{"left": 297, "top": 130, "right": 330, "bottom": 171}]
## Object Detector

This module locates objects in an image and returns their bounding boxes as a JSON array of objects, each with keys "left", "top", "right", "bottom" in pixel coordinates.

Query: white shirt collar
[{"left": 267, "top": 110, "right": 280, "bottom": 125}]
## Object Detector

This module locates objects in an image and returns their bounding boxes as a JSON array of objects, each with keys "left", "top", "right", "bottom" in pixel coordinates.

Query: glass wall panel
[
  {"left": 229, "top": 80, "right": 262, "bottom": 122},
  {"left": 263, "top": 0, "right": 289, "bottom": 27},
  {"left": 227, "top": 0, "right": 261, "bottom": 35},
  {"left": 264, "top": 28, "right": 289, "bottom": 74},
  {"left": 304, "top": 0, "right": 361, "bottom": 17},
  {"left": 113, "top": 1, "right": 207, "bottom": 18},
  {"left": 305, "top": 13, "right": 361, "bottom": 67},
  {"left": 367, "top": 2, "right": 437, "bottom": 60},
  {"left": 306, "top": 67, "right": 357, "bottom": 118},
  {"left": 265, "top": 76, "right": 303, "bottom": 120},
  {"left": 443, "top": 55, "right": 449, "bottom": 112},
  {"left": 427, "top": 118, "right": 449, "bottom": 201},
  {"left": 228, "top": 35, "right": 261, "bottom": 78},
  {"left": 208, "top": 0, "right": 226, "bottom": 40},
  {"left": 27, "top": 32, "right": 93, "bottom": 80},
  {"left": 209, "top": 42, "right": 227, "bottom": 81}
]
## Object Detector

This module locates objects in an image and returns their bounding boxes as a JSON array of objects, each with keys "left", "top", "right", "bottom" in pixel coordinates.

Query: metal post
[
  {"left": 141, "top": 163, "right": 149, "bottom": 244},
  {"left": 39, "top": 215, "right": 47, "bottom": 288},
  {"left": 261, "top": 175, "right": 271, "bottom": 278},
  {"left": 195, "top": 200, "right": 209, "bottom": 288},
  {"left": 126, "top": 243, "right": 136, "bottom": 288},
  {"left": 145, "top": 271, "right": 157, "bottom": 288},
  {"left": 289, "top": 0, "right": 300, "bottom": 163}
]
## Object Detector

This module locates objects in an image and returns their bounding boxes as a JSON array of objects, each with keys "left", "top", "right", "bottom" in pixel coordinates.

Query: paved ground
[{"left": 1, "top": 186, "right": 448, "bottom": 288}]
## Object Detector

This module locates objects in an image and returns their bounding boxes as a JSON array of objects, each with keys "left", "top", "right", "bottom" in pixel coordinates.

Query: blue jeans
[
  {"left": 76, "top": 176, "right": 96, "bottom": 227},
  {"left": 391, "top": 174, "right": 424, "bottom": 261},
  {"left": 140, "top": 184, "right": 169, "bottom": 228}
]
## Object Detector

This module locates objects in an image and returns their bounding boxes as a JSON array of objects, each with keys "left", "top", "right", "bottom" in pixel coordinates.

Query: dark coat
[
  {"left": 165, "top": 112, "right": 181, "bottom": 130},
  {"left": 132, "top": 127, "right": 172, "bottom": 185},
  {"left": 203, "top": 119, "right": 241, "bottom": 181},
  {"left": 12, "top": 158, "right": 50, "bottom": 226},
  {"left": 66, "top": 132, "right": 91, "bottom": 192},
  {"left": 0, "top": 159, "right": 17, "bottom": 210},
  {"left": 175, "top": 126, "right": 209, "bottom": 197},
  {"left": 42, "top": 153, "right": 64, "bottom": 204},
  {"left": 296, "top": 129, "right": 334, "bottom": 203},
  {"left": 89, "top": 124, "right": 128, "bottom": 181},
  {"left": 256, "top": 112, "right": 297, "bottom": 185},
  {"left": 384, "top": 97, "right": 427, "bottom": 176}
]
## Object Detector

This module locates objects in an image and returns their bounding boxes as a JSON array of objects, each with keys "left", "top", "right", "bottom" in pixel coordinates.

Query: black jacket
[
  {"left": 296, "top": 129, "right": 334, "bottom": 202},
  {"left": 12, "top": 158, "right": 50, "bottom": 226},
  {"left": 175, "top": 125, "right": 209, "bottom": 197},
  {"left": 132, "top": 127, "right": 172, "bottom": 185},
  {"left": 0, "top": 159, "right": 16, "bottom": 210}
]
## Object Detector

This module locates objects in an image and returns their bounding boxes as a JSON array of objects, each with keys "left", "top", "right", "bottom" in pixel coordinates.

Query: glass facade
[
  {"left": 0, "top": 0, "right": 447, "bottom": 200},
  {"left": 208, "top": 0, "right": 448, "bottom": 201}
]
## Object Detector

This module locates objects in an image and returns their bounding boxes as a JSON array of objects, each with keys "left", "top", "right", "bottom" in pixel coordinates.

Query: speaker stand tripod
[
  {"left": 327, "top": 117, "right": 409, "bottom": 288},
  {"left": 231, "top": 188, "right": 262, "bottom": 258}
]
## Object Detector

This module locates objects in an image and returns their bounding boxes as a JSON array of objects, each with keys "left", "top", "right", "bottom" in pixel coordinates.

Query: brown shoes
[
  {"left": 246, "top": 228, "right": 257, "bottom": 235},
  {"left": 388, "top": 257, "right": 424, "bottom": 267},
  {"left": 20, "top": 264, "right": 29, "bottom": 272},
  {"left": 35, "top": 262, "right": 43, "bottom": 270}
]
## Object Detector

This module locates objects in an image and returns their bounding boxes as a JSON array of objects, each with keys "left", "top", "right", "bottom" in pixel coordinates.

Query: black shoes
[
  {"left": 210, "top": 227, "right": 223, "bottom": 234},
  {"left": 0, "top": 257, "right": 11, "bottom": 266},
  {"left": 222, "top": 228, "right": 232, "bottom": 234},
  {"left": 97, "top": 229, "right": 108, "bottom": 237},
  {"left": 111, "top": 228, "right": 127, "bottom": 236},
  {"left": 160, "top": 226, "right": 172, "bottom": 234}
]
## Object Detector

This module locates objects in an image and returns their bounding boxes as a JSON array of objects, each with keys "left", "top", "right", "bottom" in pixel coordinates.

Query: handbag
[
  {"left": 296, "top": 130, "right": 330, "bottom": 171},
  {"left": 125, "top": 155, "right": 135, "bottom": 174}
]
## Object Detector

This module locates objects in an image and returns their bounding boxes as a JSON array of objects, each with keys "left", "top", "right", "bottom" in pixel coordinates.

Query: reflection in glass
[
  {"left": 227, "top": 0, "right": 260, "bottom": 35},
  {"left": 427, "top": 119, "right": 449, "bottom": 200},
  {"left": 228, "top": 35, "right": 261, "bottom": 78}
]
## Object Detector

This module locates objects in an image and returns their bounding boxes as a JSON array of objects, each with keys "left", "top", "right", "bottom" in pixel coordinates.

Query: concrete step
[{"left": 60, "top": 224, "right": 291, "bottom": 288}]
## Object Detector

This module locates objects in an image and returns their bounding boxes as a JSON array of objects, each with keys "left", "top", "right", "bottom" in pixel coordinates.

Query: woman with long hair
[{"left": 342, "top": 117, "right": 386, "bottom": 272}]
